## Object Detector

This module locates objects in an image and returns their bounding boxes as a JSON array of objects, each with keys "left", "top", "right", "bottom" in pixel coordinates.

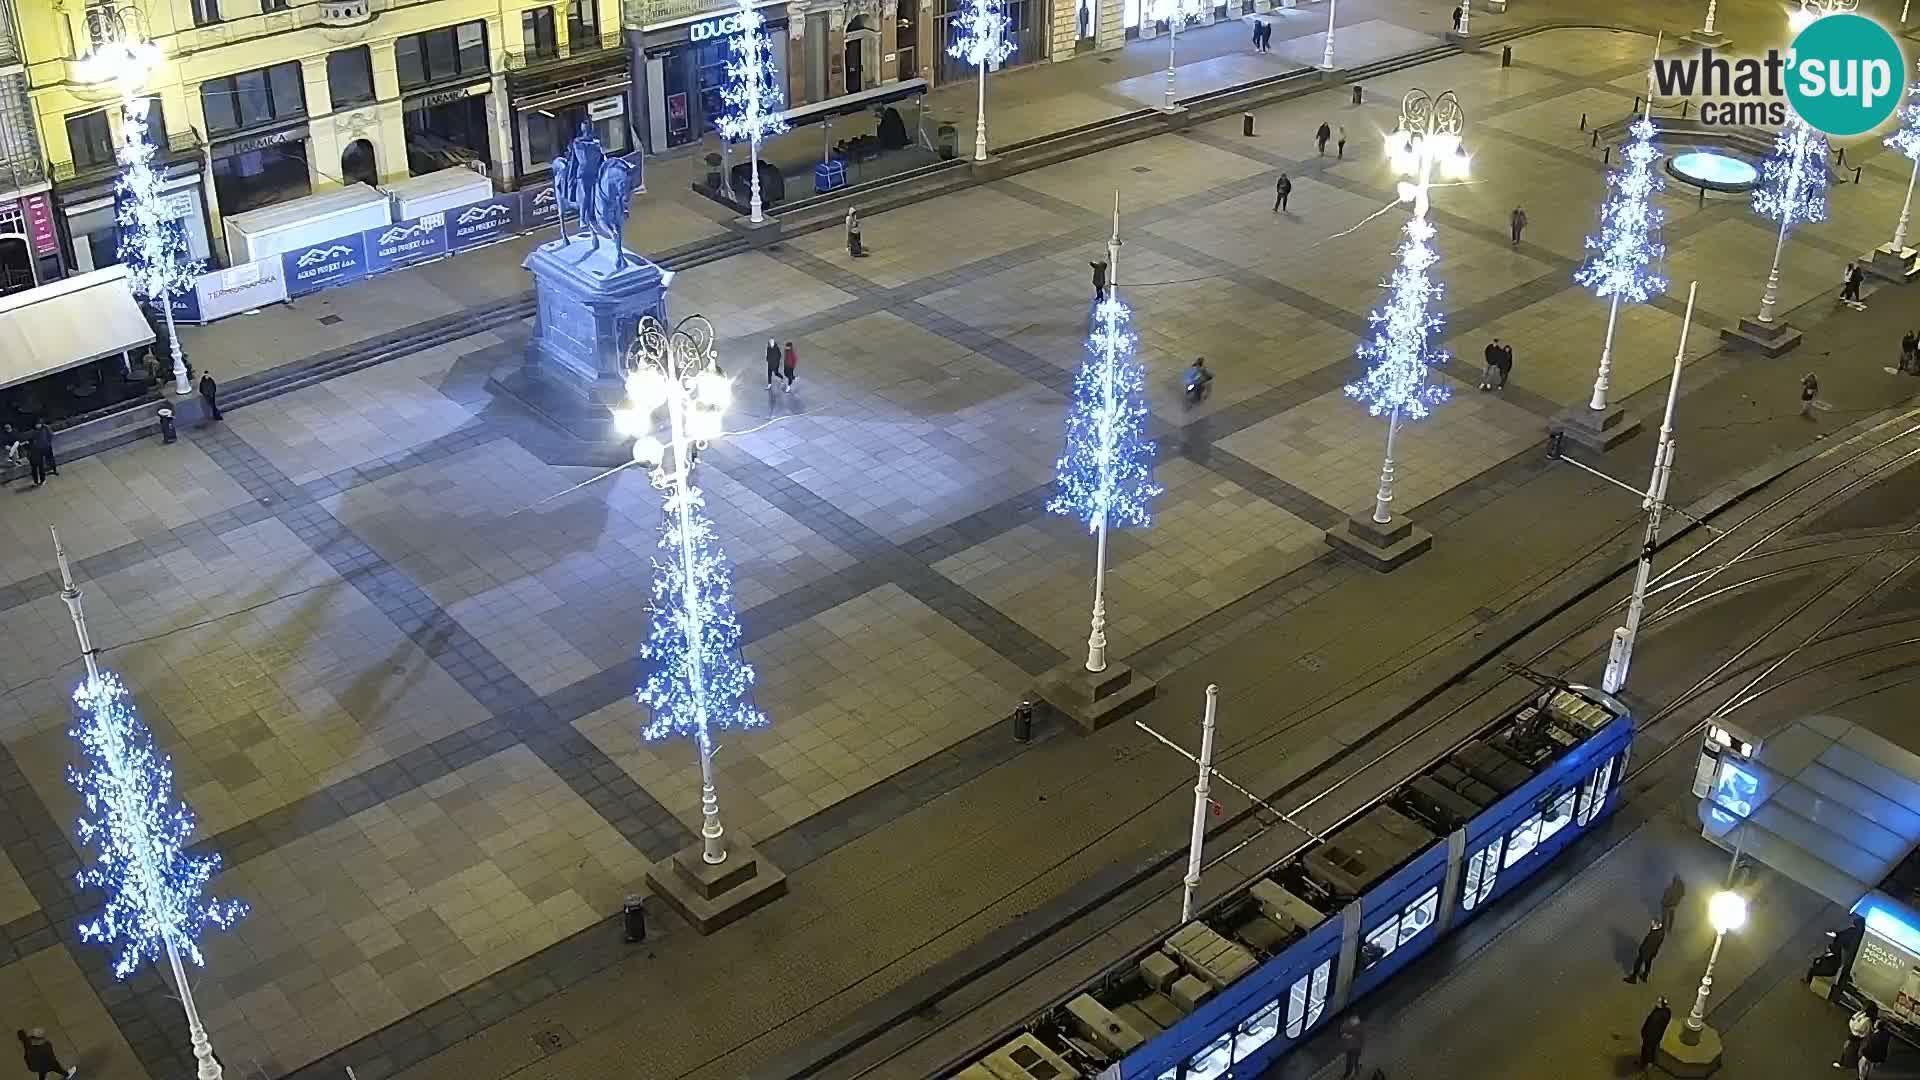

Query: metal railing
[{"left": 502, "top": 31, "right": 624, "bottom": 72}]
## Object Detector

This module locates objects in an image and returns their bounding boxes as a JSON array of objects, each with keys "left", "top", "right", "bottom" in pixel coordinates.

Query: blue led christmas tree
[
  {"left": 1882, "top": 69, "right": 1920, "bottom": 253},
  {"left": 116, "top": 98, "right": 200, "bottom": 390},
  {"left": 1050, "top": 290, "right": 1161, "bottom": 672},
  {"left": 949, "top": 0, "right": 1015, "bottom": 162},
  {"left": 1574, "top": 116, "right": 1666, "bottom": 411},
  {"left": 1346, "top": 216, "right": 1450, "bottom": 424},
  {"left": 1751, "top": 115, "right": 1829, "bottom": 322},
  {"left": 716, "top": 0, "right": 789, "bottom": 223},
  {"left": 69, "top": 672, "right": 248, "bottom": 980}
]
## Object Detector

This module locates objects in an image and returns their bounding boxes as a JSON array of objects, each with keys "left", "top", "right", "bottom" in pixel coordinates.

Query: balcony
[
  {"left": 317, "top": 0, "right": 375, "bottom": 27},
  {"left": 51, "top": 127, "right": 203, "bottom": 186},
  {"left": 504, "top": 31, "right": 626, "bottom": 73}
]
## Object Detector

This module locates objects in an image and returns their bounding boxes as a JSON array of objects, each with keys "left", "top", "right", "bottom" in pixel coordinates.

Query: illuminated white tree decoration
[
  {"left": 1152, "top": 0, "right": 1203, "bottom": 112},
  {"left": 618, "top": 316, "right": 767, "bottom": 865},
  {"left": 1049, "top": 200, "right": 1162, "bottom": 673},
  {"left": 1751, "top": 114, "right": 1829, "bottom": 324},
  {"left": 1347, "top": 89, "right": 1466, "bottom": 527},
  {"left": 1882, "top": 60, "right": 1920, "bottom": 255},
  {"left": 53, "top": 528, "right": 244, "bottom": 1080},
  {"left": 118, "top": 98, "right": 202, "bottom": 388},
  {"left": 948, "top": 0, "right": 1015, "bottom": 163},
  {"left": 1575, "top": 113, "right": 1666, "bottom": 412},
  {"left": 715, "top": 0, "right": 789, "bottom": 224}
]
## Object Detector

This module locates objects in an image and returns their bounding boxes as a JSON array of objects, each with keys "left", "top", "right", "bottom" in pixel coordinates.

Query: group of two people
[{"left": 2, "top": 421, "right": 57, "bottom": 486}]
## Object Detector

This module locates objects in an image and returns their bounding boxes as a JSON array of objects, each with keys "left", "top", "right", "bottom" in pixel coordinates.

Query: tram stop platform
[{"left": 1279, "top": 787, "right": 1901, "bottom": 1079}]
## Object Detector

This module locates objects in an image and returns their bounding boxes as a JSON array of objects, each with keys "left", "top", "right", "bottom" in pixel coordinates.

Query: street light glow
[{"left": 1709, "top": 890, "right": 1747, "bottom": 933}]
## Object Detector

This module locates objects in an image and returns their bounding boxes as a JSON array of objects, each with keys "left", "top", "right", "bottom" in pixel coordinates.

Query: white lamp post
[
  {"left": 1180, "top": 684, "right": 1219, "bottom": 923},
  {"left": 1684, "top": 891, "right": 1748, "bottom": 1038},
  {"left": 76, "top": 6, "right": 189, "bottom": 397},
  {"left": 618, "top": 317, "right": 748, "bottom": 864},
  {"left": 1367, "top": 90, "right": 1468, "bottom": 527},
  {"left": 1701, "top": 0, "right": 1719, "bottom": 35},
  {"left": 949, "top": 0, "right": 1015, "bottom": 162},
  {"left": 1156, "top": 0, "right": 1194, "bottom": 112},
  {"left": 1457, "top": 0, "right": 1469, "bottom": 35},
  {"left": 1321, "top": 0, "right": 1338, "bottom": 71},
  {"left": 1882, "top": 59, "right": 1920, "bottom": 258}
]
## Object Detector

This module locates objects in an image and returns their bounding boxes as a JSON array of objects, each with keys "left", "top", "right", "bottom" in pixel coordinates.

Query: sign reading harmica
[{"left": 1649, "top": 13, "right": 1906, "bottom": 136}]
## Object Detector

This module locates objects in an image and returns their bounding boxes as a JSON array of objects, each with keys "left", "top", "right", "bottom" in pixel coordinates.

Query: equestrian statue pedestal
[{"left": 494, "top": 236, "right": 671, "bottom": 439}]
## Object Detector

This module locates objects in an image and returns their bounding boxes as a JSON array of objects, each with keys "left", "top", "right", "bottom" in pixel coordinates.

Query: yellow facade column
[
  {"left": 369, "top": 38, "right": 410, "bottom": 185},
  {"left": 485, "top": 15, "right": 511, "bottom": 186},
  {"left": 299, "top": 55, "right": 340, "bottom": 192}
]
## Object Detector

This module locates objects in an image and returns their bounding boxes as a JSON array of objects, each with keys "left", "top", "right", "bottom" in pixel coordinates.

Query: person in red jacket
[{"left": 782, "top": 341, "right": 798, "bottom": 392}]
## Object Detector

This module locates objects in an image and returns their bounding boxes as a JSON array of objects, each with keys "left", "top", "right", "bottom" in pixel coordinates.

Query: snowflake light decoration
[
  {"left": 1575, "top": 117, "right": 1667, "bottom": 305},
  {"left": 1886, "top": 72, "right": 1920, "bottom": 161},
  {"left": 1753, "top": 115, "right": 1829, "bottom": 228},
  {"left": 1345, "top": 216, "right": 1451, "bottom": 421},
  {"left": 116, "top": 102, "right": 201, "bottom": 317},
  {"left": 949, "top": 0, "right": 1015, "bottom": 70},
  {"left": 715, "top": 0, "right": 789, "bottom": 147},
  {"left": 1049, "top": 297, "right": 1163, "bottom": 531}
]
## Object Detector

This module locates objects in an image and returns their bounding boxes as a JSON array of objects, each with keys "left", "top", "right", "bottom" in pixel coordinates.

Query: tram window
[
  {"left": 1156, "top": 1068, "right": 1178, "bottom": 1080},
  {"left": 1539, "top": 789, "right": 1577, "bottom": 843},
  {"left": 1363, "top": 916, "right": 1400, "bottom": 968},
  {"left": 1188, "top": 1032, "right": 1233, "bottom": 1080},
  {"left": 1286, "top": 973, "right": 1309, "bottom": 1037},
  {"left": 1461, "top": 835, "right": 1503, "bottom": 911},
  {"left": 1285, "top": 960, "right": 1333, "bottom": 1037},
  {"left": 1307, "top": 960, "right": 1330, "bottom": 1028},
  {"left": 1578, "top": 757, "right": 1617, "bottom": 825},
  {"left": 1503, "top": 813, "right": 1543, "bottom": 868},
  {"left": 1236, "top": 999, "right": 1281, "bottom": 1062},
  {"left": 1399, "top": 886, "right": 1439, "bottom": 945}
]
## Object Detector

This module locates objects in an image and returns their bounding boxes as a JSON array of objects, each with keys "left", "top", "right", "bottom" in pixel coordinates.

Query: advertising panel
[
  {"left": 449, "top": 196, "right": 520, "bottom": 252},
  {"left": 521, "top": 183, "right": 560, "bottom": 227},
  {"left": 281, "top": 235, "right": 369, "bottom": 296},
  {"left": 194, "top": 258, "right": 288, "bottom": 321},
  {"left": 364, "top": 212, "right": 449, "bottom": 273}
]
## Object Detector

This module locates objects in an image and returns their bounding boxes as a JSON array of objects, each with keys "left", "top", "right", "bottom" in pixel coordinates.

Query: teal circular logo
[{"left": 1786, "top": 13, "right": 1907, "bottom": 137}]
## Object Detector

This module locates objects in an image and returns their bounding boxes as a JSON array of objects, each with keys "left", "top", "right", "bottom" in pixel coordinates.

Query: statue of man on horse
[{"left": 549, "top": 123, "right": 637, "bottom": 270}]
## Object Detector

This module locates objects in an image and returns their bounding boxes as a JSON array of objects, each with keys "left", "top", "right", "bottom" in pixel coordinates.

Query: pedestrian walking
[
  {"left": 1626, "top": 919, "right": 1665, "bottom": 982},
  {"left": 1250, "top": 19, "right": 1261, "bottom": 50},
  {"left": 1481, "top": 339, "right": 1501, "bottom": 390},
  {"left": 1638, "top": 997, "right": 1671, "bottom": 1069},
  {"left": 1316, "top": 121, "right": 1332, "bottom": 156},
  {"left": 27, "top": 421, "right": 55, "bottom": 487},
  {"left": 17, "top": 1029, "right": 75, "bottom": 1079},
  {"left": 198, "top": 371, "right": 222, "bottom": 421},
  {"left": 1841, "top": 261, "right": 1865, "bottom": 306},
  {"left": 1184, "top": 357, "right": 1213, "bottom": 404},
  {"left": 1495, "top": 340, "right": 1513, "bottom": 389},
  {"left": 1336, "top": 1014, "right": 1364, "bottom": 1079},
  {"left": 764, "top": 339, "right": 782, "bottom": 388},
  {"left": 782, "top": 341, "right": 798, "bottom": 392},
  {"left": 1090, "top": 258, "right": 1109, "bottom": 300},
  {"left": 1261, "top": 21, "right": 1273, "bottom": 50},
  {"left": 1838, "top": 1005, "right": 1875, "bottom": 1069},
  {"left": 1801, "top": 372, "right": 1821, "bottom": 419},
  {"left": 1860, "top": 1019, "right": 1891, "bottom": 1079},
  {"left": 1273, "top": 172, "right": 1292, "bottom": 213},
  {"left": 1901, "top": 329, "right": 1918, "bottom": 374},
  {"left": 1659, "top": 874, "right": 1686, "bottom": 931},
  {"left": 1451, "top": 4, "right": 1463, "bottom": 30},
  {"left": 845, "top": 207, "right": 866, "bottom": 258},
  {"left": 1509, "top": 205, "right": 1528, "bottom": 247},
  {"left": 1336, "top": 124, "right": 1347, "bottom": 160}
]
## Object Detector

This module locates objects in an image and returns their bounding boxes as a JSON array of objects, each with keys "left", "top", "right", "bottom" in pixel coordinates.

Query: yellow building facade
[{"left": 25, "top": 0, "right": 626, "bottom": 268}]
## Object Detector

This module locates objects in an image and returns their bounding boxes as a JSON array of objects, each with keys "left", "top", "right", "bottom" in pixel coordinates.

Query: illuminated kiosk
[{"left": 1691, "top": 715, "right": 1920, "bottom": 1069}]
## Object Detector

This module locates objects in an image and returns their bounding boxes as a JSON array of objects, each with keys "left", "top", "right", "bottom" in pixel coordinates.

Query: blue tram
[{"left": 950, "top": 683, "right": 1633, "bottom": 1080}]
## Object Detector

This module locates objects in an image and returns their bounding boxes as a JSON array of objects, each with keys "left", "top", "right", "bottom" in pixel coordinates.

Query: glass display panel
[
  {"left": 1362, "top": 916, "right": 1399, "bottom": 969},
  {"left": 1284, "top": 973, "right": 1308, "bottom": 1037},
  {"left": 1503, "top": 814, "right": 1543, "bottom": 868},
  {"left": 1188, "top": 1033, "right": 1233, "bottom": 1080},
  {"left": 1306, "top": 960, "right": 1330, "bottom": 1028},
  {"left": 1540, "top": 789, "right": 1577, "bottom": 842},
  {"left": 1461, "top": 849, "right": 1485, "bottom": 911},
  {"left": 1399, "top": 886, "right": 1439, "bottom": 944},
  {"left": 1236, "top": 1000, "right": 1281, "bottom": 1061}
]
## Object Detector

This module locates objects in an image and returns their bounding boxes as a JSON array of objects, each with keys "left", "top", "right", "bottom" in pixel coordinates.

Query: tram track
[{"left": 781, "top": 411, "right": 1920, "bottom": 1080}]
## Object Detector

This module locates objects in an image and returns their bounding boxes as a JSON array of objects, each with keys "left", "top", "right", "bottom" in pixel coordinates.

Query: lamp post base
[
  {"left": 1444, "top": 29, "right": 1480, "bottom": 49},
  {"left": 1551, "top": 403, "right": 1643, "bottom": 453},
  {"left": 1035, "top": 658, "right": 1157, "bottom": 734},
  {"left": 1683, "top": 28, "right": 1730, "bottom": 47},
  {"left": 1719, "top": 317, "right": 1803, "bottom": 358},
  {"left": 1324, "top": 512, "right": 1431, "bottom": 571},
  {"left": 1864, "top": 242, "right": 1919, "bottom": 284},
  {"left": 1656, "top": 1019, "right": 1725, "bottom": 1077},
  {"left": 644, "top": 831, "right": 787, "bottom": 935}
]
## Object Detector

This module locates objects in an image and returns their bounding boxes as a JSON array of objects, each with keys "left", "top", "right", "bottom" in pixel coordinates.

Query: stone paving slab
[
  {"left": 1001, "top": 131, "right": 1273, "bottom": 215},
  {"left": 580, "top": 583, "right": 1029, "bottom": 845},
  {"left": 1106, "top": 49, "right": 1309, "bottom": 108},
  {"left": 0, "top": 946, "right": 150, "bottom": 1080},
  {"left": 1473, "top": 288, "right": 1720, "bottom": 409},
  {"left": 935, "top": 456, "right": 1325, "bottom": 658},
  {"left": 1268, "top": 18, "right": 1440, "bottom": 71},
  {"left": 0, "top": 847, "right": 33, "bottom": 928},
  {"left": 786, "top": 186, "right": 1083, "bottom": 290}
]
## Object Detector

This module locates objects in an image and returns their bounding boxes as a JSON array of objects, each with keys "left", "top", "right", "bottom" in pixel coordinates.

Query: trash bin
[
  {"left": 1013, "top": 700, "right": 1035, "bottom": 743},
  {"left": 937, "top": 124, "right": 959, "bottom": 160},
  {"left": 157, "top": 406, "right": 176, "bottom": 445},
  {"left": 623, "top": 894, "right": 647, "bottom": 942},
  {"left": 1501, "top": 45, "right": 1512, "bottom": 67},
  {"left": 1242, "top": 112, "right": 1256, "bottom": 137},
  {"left": 1351, "top": 85, "right": 1363, "bottom": 106},
  {"left": 704, "top": 152, "right": 724, "bottom": 190}
]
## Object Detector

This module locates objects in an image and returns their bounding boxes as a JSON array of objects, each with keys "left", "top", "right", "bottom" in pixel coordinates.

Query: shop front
[
  {"left": 401, "top": 81, "right": 494, "bottom": 177},
  {"left": 936, "top": 0, "right": 1041, "bottom": 84},
  {"left": 61, "top": 155, "right": 216, "bottom": 275},
  {"left": 504, "top": 41, "right": 634, "bottom": 187},
  {"left": 208, "top": 123, "right": 313, "bottom": 218},
  {"left": 636, "top": 0, "right": 790, "bottom": 153}
]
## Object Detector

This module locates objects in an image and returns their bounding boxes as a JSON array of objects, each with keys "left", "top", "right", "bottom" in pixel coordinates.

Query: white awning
[
  {"left": 1699, "top": 714, "right": 1920, "bottom": 908},
  {"left": 0, "top": 265, "right": 156, "bottom": 392}
]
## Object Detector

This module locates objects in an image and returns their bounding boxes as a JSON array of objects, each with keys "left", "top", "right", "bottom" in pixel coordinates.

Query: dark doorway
[
  {"left": 844, "top": 15, "right": 868, "bottom": 93},
  {"left": 404, "top": 94, "right": 491, "bottom": 175},
  {"left": 341, "top": 138, "right": 377, "bottom": 186},
  {"left": 0, "top": 236, "right": 32, "bottom": 296}
]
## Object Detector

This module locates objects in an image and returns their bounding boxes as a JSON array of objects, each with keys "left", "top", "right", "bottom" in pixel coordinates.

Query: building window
[
  {"left": 396, "top": 21, "right": 490, "bottom": 91},
  {"left": 568, "top": 0, "right": 600, "bottom": 44},
  {"left": 328, "top": 47, "right": 375, "bottom": 109},
  {"left": 522, "top": 8, "right": 557, "bottom": 59},
  {"left": 191, "top": 0, "right": 222, "bottom": 26},
  {"left": 66, "top": 110, "right": 113, "bottom": 169},
  {"left": 201, "top": 62, "right": 307, "bottom": 137},
  {"left": 142, "top": 97, "right": 168, "bottom": 143},
  {"left": 261, "top": 0, "right": 289, "bottom": 10}
]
